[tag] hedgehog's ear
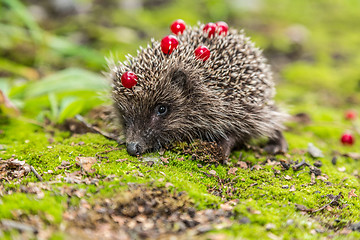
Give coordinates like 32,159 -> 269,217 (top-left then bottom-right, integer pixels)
170,69 -> 190,91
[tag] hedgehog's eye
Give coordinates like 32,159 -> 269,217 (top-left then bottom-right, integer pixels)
156,105 -> 168,116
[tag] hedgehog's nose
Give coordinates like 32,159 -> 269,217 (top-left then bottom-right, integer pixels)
127,142 -> 142,156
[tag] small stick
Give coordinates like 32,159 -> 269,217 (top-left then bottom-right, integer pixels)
96,148 -> 123,155
312,193 -> 342,213
30,166 -> 43,182
1,219 -> 38,234
292,159 -> 309,171
238,152 -> 243,161
75,115 -> 125,144
296,192 -> 342,214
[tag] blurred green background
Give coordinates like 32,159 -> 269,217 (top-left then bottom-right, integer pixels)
1,0 -> 360,123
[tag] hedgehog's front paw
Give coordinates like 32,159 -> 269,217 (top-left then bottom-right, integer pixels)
218,135 -> 237,164
264,130 -> 288,155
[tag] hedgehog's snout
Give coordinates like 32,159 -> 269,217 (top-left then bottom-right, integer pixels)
126,142 -> 143,156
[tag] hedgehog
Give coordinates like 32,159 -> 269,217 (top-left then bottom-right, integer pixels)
109,21 -> 288,161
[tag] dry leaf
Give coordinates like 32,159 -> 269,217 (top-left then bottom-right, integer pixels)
342,152 -> 360,160
75,157 -> 97,172
326,205 -> 333,211
307,143 -> 324,158
165,182 -> 174,188
251,210 -> 261,215
8,159 -> 25,167
220,199 -> 239,211
209,170 -> 217,175
267,232 -> 282,240
284,175 -> 292,180
348,189 -> 358,198
0,90 -> 20,117
220,203 -> 233,211
265,223 -> 276,230
237,161 -> 248,169
252,165 -> 263,170
227,167 -> 238,175
206,234 -> 228,240
339,228 -> 352,235
160,157 -> 169,163
116,158 -> 127,162
266,159 -> 279,166
295,204 -> 312,212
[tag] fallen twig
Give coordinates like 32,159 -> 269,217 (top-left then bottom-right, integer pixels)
95,148 -> 124,161
295,192 -> 342,213
30,166 -> 43,182
1,219 -> 38,234
292,159 -> 309,171
96,148 -> 123,156
75,114 -> 125,144
312,192 -> 342,213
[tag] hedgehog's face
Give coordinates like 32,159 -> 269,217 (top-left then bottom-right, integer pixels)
122,102 -> 171,156
115,68 -> 200,156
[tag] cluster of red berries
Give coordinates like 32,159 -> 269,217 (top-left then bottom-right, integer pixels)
121,19 -> 229,89
161,19 -> 227,62
341,110 -> 356,145
160,35 -> 210,62
203,21 -> 229,37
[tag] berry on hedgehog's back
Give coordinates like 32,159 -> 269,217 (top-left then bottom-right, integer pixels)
110,21 -> 287,159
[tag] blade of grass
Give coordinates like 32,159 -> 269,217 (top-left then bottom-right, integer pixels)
2,0 -> 43,43
0,58 -> 39,80
48,93 -> 59,121
46,35 -> 106,67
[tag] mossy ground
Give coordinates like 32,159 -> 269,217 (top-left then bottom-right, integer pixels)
1,0 -> 360,239
1,109 -> 360,239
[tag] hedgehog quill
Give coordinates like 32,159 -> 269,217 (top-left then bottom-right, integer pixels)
109,20 -> 288,161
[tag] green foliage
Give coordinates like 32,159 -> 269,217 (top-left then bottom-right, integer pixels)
3,68 -> 109,123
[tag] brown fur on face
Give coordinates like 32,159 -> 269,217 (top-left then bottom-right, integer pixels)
110,23 -> 287,157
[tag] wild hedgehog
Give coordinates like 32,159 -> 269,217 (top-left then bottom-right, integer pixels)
109,20 -> 288,160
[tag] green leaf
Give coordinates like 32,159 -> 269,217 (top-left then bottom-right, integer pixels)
0,78 -> 10,94
48,93 -> 59,120
58,97 -> 85,123
24,68 -> 109,98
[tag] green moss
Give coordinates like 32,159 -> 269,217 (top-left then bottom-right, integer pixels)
3,102 -> 360,239
0,193 -> 64,224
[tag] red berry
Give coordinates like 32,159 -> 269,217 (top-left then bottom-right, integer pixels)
170,19 -> 186,35
216,21 -> 228,35
203,22 -> 217,38
161,35 -> 179,54
345,110 -> 356,120
341,133 -> 354,145
194,46 -> 210,62
121,71 -> 138,89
